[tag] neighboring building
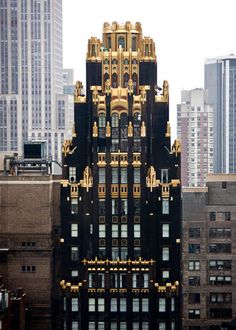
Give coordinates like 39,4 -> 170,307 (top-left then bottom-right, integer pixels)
63,69 -> 75,95
60,21 -> 181,330
0,156 -> 61,330
182,174 -> 236,329
0,278 -> 26,330
177,88 -> 213,187
0,0 -> 71,162
205,55 -> 236,173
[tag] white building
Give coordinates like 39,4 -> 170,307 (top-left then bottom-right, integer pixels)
177,88 -> 213,186
0,0 -> 72,162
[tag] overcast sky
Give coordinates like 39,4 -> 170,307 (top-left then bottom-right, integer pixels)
63,0 -> 236,138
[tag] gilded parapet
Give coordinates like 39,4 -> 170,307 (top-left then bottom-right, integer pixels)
87,37 -> 102,60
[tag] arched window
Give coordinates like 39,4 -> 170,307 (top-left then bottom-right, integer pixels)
124,59 -> 129,65
132,36 -> 137,51
103,59 -> 109,65
123,73 -> 129,88
120,113 -> 128,151
111,113 -> 119,128
112,59 -> 117,64
107,36 -> 111,49
118,36 -> 125,49
112,73 -> 118,88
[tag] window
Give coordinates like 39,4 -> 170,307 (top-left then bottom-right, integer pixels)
189,309 -> 200,319
209,276 -> 231,285
132,36 -> 137,51
210,212 -> 216,221
162,224 -> 169,237
121,224 -> 128,238
99,224 -> 106,238
188,293 -> 200,304
111,298 -> 117,312
69,167 -> 76,182
71,224 -> 78,237
134,224 -> 141,238
112,168 -> 118,183
161,169 -> 168,183
189,244 -> 200,254
188,276 -> 200,286
110,273 -> 118,288
120,322 -> 127,330
71,270 -> 78,277
121,168 -> 127,184
71,298 -> 78,312
159,298 -> 166,312
99,168 -> 105,183
132,273 -> 140,288
189,228 -> 200,238
112,247 -> 119,259
118,36 -> 125,48
111,322 -> 117,330
210,292 -> 232,303
112,224 -> 118,238
121,199 -> 128,215
208,260 -> 231,270
210,308 -> 232,319
222,181 -> 227,189
142,322 -> 149,330
112,199 -> 119,215
96,273 -> 104,288
71,198 -> 78,214
171,297 -> 175,311
88,273 -> 96,287
120,298 -> 127,312
209,243 -> 231,253
89,322 -> 95,330
133,199 -> 140,215
121,247 -> 128,260
142,273 -> 149,288
142,298 -> 149,312
162,270 -> 169,280
188,260 -> 200,270
99,199 -> 105,215
71,321 -> 78,330
225,212 -> 231,221
98,322 -> 105,330
159,323 -> 166,330
162,199 -> 169,214
88,298 -> 95,312
120,273 -> 127,288
162,247 -> 169,261
209,228 -> 231,238
133,323 -> 139,330
132,298 -> 139,312
134,168 -> 140,183
98,298 -> 105,312
71,247 -> 78,261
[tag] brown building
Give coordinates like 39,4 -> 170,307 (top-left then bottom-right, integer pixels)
0,156 -> 61,329
182,174 -> 236,329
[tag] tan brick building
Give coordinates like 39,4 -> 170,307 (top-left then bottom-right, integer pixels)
0,171 -> 61,329
182,174 -> 236,329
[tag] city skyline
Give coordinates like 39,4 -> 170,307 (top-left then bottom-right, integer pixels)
63,0 -> 236,139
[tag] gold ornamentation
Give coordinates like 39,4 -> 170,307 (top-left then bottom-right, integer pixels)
165,121 -> 171,137
128,121 -> 133,137
74,81 -> 83,99
80,166 -> 93,192
106,122 -> 111,137
105,79 -> 111,95
146,166 -> 158,192
141,121 -> 146,137
162,80 -> 169,102
62,139 -> 72,156
93,122 -> 98,137
128,79 -> 133,94
172,139 -> 181,156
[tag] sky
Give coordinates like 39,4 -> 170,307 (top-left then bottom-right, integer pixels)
63,0 -> 236,139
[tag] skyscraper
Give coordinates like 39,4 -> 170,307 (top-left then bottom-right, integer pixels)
60,21 -> 181,329
205,55 -> 236,173
0,0 -> 70,161
177,88 -> 213,186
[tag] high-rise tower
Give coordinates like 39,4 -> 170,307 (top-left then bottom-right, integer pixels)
0,0 -> 71,161
60,21 -> 181,330
205,55 -> 236,173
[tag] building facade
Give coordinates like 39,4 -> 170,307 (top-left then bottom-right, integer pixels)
177,88 -> 213,186
60,21 -> 181,330
205,55 -> 236,173
0,168 -> 61,329
182,174 -> 236,329
0,0 -> 71,161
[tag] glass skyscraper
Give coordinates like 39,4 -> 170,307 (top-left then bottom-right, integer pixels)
205,55 -> 236,173
0,0 -> 71,161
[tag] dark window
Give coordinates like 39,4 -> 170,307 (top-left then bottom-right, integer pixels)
133,199 -> 140,215
99,200 -> 106,216
188,309 -> 200,319
210,212 -> 216,221
210,308 -> 232,319
118,37 -> 125,48
210,292 -> 232,303
189,293 -> 200,304
209,244 -> 231,253
189,228 -> 200,238
225,212 -> 231,221
189,244 -> 200,253
222,181 -> 227,189
189,276 -> 200,286
209,276 -> 231,285
209,228 -> 231,238
132,36 -> 137,51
